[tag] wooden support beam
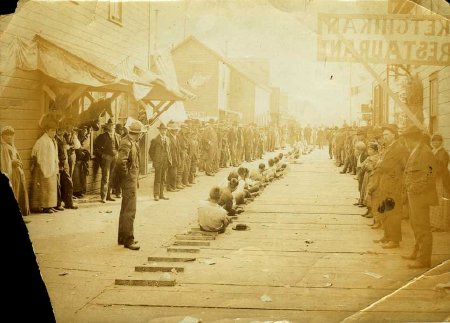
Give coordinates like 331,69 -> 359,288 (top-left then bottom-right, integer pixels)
64,86 -> 88,109
42,84 -> 56,101
147,101 -> 157,109
85,92 -> 95,103
108,92 -> 121,102
153,100 -> 166,112
148,100 -> 176,126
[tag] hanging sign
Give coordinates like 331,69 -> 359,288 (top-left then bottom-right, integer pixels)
317,13 -> 450,66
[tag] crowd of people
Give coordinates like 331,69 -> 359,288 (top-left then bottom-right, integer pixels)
3,113 -> 449,260
0,113 -> 303,250
328,123 -> 450,269
147,119 -> 300,201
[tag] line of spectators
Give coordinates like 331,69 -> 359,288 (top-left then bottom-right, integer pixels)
329,123 -> 450,269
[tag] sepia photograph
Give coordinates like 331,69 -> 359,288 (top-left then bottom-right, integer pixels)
0,0 -> 449,322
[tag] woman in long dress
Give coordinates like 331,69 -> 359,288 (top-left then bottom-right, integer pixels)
359,143 -> 379,215
430,134 -> 450,231
30,115 -> 59,214
0,126 -> 30,216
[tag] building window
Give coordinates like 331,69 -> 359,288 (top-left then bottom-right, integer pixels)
109,0 -> 123,25
429,72 -> 438,134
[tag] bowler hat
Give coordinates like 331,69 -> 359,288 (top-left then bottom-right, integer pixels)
232,223 -> 250,231
157,123 -> 167,130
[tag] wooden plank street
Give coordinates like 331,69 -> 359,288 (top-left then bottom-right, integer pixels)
36,148 -> 447,322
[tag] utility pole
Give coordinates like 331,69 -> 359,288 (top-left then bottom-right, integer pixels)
147,0 -> 151,69
349,63 -> 352,124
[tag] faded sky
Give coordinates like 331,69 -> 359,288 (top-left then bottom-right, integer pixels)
149,0 -> 390,126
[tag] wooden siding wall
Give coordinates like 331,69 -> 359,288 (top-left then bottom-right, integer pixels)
421,66 -> 450,152
172,40 -> 220,118
0,69 -> 43,183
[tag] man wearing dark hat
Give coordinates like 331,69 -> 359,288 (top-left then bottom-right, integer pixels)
117,120 -> 145,250
372,124 -> 409,248
149,123 -> 171,201
93,119 -> 121,203
401,125 -> 438,268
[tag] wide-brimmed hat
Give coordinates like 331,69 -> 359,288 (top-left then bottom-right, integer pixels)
128,120 -> 146,134
381,124 -> 399,135
157,123 -> 167,130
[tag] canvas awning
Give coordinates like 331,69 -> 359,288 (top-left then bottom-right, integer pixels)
0,35 -> 193,102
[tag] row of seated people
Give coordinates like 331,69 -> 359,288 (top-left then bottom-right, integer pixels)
197,152 -> 292,233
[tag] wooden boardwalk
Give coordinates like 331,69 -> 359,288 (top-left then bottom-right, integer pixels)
80,149 -> 450,322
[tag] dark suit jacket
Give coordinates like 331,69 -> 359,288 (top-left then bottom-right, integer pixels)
116,135 -> 139,187
377,140 -> 409,198
94,132 -> 121,159
149,135 -> 171,166
405,142 -> 438,206
359,151 -> 369,164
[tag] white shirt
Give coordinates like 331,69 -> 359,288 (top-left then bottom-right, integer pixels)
197,200 -> 228,232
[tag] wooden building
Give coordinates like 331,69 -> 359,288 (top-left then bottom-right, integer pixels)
171,36 -> 272,125
0,0 -> 188,193
369,0 -> 450,151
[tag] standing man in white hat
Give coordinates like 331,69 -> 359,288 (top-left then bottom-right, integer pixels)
117,120 -> 145,250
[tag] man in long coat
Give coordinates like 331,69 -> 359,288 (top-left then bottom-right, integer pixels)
117,120 -> 145,250
401,125 -> 438,268
373,124 -> 409,248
